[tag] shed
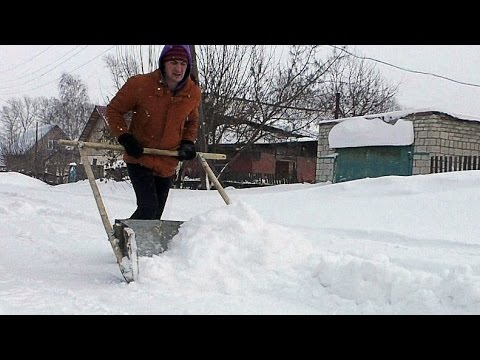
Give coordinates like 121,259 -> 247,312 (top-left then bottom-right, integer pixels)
195,138 -> 318,187
316,109 -> 480,183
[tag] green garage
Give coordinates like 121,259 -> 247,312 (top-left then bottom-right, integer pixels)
317,110 -> 480,184
327,116 -> 415,183
334,145 -> 413,183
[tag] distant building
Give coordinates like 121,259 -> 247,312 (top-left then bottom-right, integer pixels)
0,154 -> 6,172
317,109 -> 480,183
78,105 -> 110,167
5,124 -> 75,184
76,105 -> 130,180
182,138 -> 318,188
79,105 -> 318,186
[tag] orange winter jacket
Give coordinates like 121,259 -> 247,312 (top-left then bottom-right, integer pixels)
106,69 -> 201,177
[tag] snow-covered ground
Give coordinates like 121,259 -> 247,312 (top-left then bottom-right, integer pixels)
1,171 -> 480,314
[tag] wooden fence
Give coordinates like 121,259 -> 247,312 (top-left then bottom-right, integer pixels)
430,155 -> 480,173
222,172 -> 298,187
180,171 -> 299,189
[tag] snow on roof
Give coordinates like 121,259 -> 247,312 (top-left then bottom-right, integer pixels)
321,107 -> 480,125
329,117 -> 414,148
253,135 -> 318,144
324,107 -> 480,149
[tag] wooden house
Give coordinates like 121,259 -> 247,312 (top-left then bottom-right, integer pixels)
181,139 -> 318,188
5,124 -> 75,184
78,105 -> 111,167
75,105 -> 124,180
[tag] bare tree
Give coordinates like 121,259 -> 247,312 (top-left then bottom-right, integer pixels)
36,96 -> 62,126
0,96 -> 55,178
198,45 -> 256,147
101,45 -> 399,182
0,100 -> 22,155
103,45 -> 163,92
0,96 -> 40,155
55,72 -> 94,140
317,47 -> 401,118
0,73 -> 95,182
197,45 -> 344,177
0,72 -> 93,146
102,45 -> 339,148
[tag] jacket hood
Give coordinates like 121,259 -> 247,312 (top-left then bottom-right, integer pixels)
159,45 -> 193,86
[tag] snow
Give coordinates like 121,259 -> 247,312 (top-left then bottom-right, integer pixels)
2,171 -> 480,315
323,107 -> 480,125
329,118 -> 414,148
326,107 -> 480,149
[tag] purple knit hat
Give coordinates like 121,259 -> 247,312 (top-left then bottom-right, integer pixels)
159,45 -> 192,67
158,45 -> 193,87
162,46 -> 189,63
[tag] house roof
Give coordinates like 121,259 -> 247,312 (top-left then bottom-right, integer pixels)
78,105 -> 108,141
18,124 -> 58,152
329,117 -> 414,148
214,113 -> 317,144
79,105 -> 134,142
323,107 -> 480,149
320,107 -> 480,125
96,105 -> 107,117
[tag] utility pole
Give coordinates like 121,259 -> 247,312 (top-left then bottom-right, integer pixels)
34,121 -> 38,179
189,45 -> 207,154
334,92 -> 340,119
189,45 -> 211,190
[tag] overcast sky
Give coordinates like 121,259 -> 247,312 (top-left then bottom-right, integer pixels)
0,45 -> 117,106
1,45 -> 480,118
352,45 -> 480,118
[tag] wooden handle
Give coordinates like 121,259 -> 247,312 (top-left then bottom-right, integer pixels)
57,139 -> 226,160
78,147 -> 124,265
61,139 -> 231,207
197,154 -> 231,205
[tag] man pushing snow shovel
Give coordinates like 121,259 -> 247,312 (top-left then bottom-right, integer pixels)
106,45 -> 201,220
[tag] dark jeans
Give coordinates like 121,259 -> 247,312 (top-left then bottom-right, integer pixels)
127,163 -> 172,220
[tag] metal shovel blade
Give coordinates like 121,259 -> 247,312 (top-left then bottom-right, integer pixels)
113,219 -> 184,257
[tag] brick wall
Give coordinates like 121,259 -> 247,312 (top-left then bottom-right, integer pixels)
408,113 -> 480,175
316,122 -> 337,183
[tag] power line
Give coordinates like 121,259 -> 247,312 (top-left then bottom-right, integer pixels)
0,46 -> 116,97
0,46 -> 86,86
329,45 -> 480,89
68,45 -> 116,73
0,45 -> 55,74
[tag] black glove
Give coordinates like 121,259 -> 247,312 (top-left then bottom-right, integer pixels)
177,140 -> 197,161
118,133 -> 144,159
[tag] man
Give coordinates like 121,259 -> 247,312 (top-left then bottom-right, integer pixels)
106,45 -> 201,220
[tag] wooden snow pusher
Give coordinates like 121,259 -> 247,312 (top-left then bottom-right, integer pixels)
58,140 -> 230,283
